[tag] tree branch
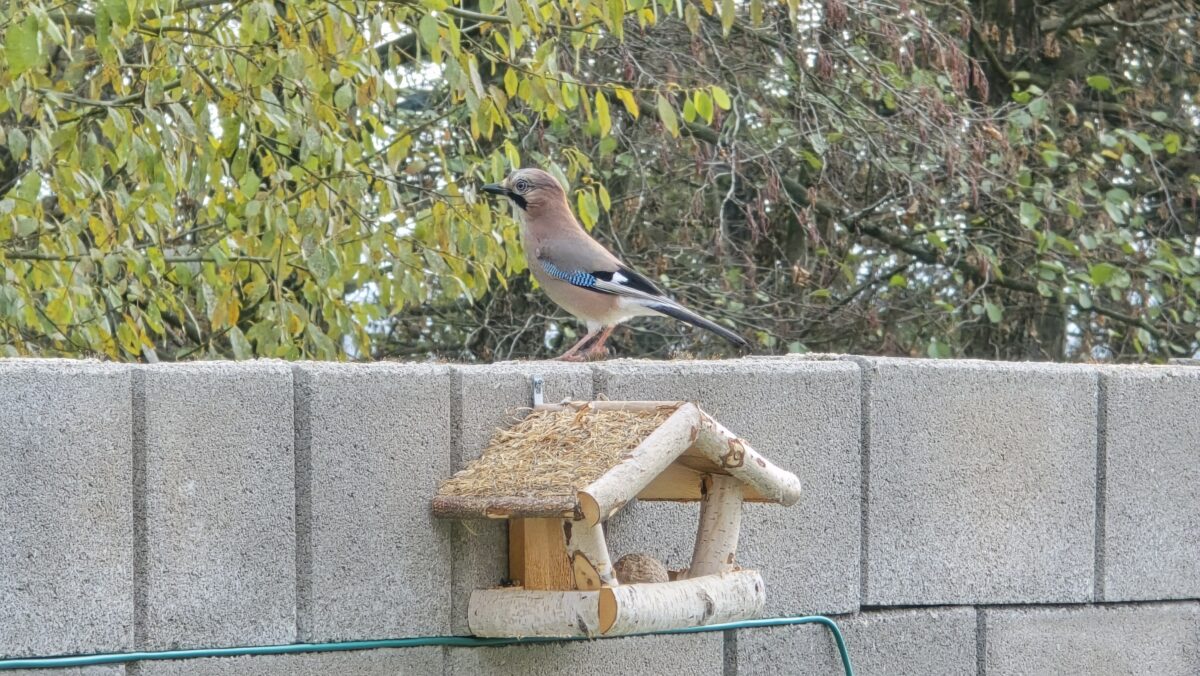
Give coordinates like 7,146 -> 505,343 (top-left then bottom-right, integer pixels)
49,0 -> 234,27
647,91 -> 1170,342
4,252 -> 271,263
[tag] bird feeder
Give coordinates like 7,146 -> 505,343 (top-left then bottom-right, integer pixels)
432,400 -> 802,638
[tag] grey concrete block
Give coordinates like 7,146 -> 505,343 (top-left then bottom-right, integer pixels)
8,667 -> 125,676
128,647 -> 442,675
139,362 -> 295,649
0,360 -> 133,658
450,362 -> 593,633
295,363 -> 453,641
736,607 -> 977,676
446,632 -> 723,675
863,358 -> 1097,605
984,602 -> 1200,676
593,357 -> 862,615
1102,367 -> 1200,601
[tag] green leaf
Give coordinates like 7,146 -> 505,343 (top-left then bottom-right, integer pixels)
334,83 -> 353,110
1163,133 -> 1180,155
1019,201 -> 1042,228
95,7 -> 112,54
1086,75 -> 1112,92
229,326 -> 252,359
926,337 -> 952,359
105,0 -> 132,28
984,301 -> 1003,323
5,15 -> 43,75
1089,262 -> 1120,286
418,14 -> 439,52
607,0 -> 625,39
1076,289 -> 1093,309
577,190 -> 600,228
721,0 -> 735,35
657,94 -> 679,137
694,90 -> 714,124
239,170 -> 261,197
7,129 -> 28,162
1103,200 -> 1126,224
682,98 -> 696,123
1119,130 -> 1152,156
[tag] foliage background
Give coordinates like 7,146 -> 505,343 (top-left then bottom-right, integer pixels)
1,0 -> 1197,362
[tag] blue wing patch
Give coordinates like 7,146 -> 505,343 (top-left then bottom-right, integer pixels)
541,259 -> 597,288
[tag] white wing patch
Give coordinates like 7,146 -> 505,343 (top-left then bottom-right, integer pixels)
611,271 -> 628,284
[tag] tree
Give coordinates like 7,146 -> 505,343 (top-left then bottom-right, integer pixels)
1,0 -> 1196,362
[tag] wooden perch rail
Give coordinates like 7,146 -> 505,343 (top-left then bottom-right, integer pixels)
467,570 -> 766,638
598,570 -> 765,635
468,589 -> 601,638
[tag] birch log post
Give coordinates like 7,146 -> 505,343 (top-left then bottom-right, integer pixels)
693,414 -> 803,506
576,403 -> 702,525
564,519 -> 617,590
468,589 -> 600,638
686,474 -> 744,578
597,570 -> 765,635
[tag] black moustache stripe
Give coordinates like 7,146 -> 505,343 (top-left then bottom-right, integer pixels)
510,193 -> 528,210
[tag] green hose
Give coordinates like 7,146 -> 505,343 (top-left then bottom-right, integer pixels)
0,616 -> 853,675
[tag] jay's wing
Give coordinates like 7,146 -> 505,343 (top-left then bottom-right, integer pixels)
538,257 -> 663,301
537,256 -> 749,348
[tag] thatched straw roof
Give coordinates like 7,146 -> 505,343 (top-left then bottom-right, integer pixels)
438,404 -> 678,501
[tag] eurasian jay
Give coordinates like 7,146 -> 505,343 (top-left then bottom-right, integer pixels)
482,168 -> 749,361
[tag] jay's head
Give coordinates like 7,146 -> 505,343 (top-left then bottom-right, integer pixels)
482,168 -> 564,214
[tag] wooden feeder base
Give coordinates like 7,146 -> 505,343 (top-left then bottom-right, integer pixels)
467,570 -> 765,638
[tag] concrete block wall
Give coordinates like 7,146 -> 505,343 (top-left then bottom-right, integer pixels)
1,357 -> 1197,675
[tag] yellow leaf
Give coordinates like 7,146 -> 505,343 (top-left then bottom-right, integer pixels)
260,152 -> 277,178
711,85 -> 732,110
596,90 -> 611,137
504,68 -> 518,97
656,94 -> 679,137
614,87 -> 639,118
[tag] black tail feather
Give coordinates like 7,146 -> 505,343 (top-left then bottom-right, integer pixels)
647,303 -> 750,348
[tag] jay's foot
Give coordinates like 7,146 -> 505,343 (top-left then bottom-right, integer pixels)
582,344 -> 610,361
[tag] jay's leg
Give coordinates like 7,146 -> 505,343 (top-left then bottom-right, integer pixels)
557,327 -> 600,361
583,325 -> 617,361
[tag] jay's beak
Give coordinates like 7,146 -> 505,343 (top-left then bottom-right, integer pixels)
481,183 -> 509,197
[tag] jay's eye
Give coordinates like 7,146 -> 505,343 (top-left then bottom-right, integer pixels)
514,179 -> 531,193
